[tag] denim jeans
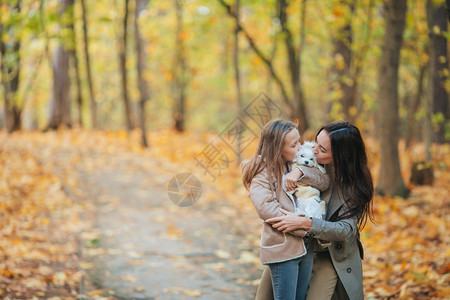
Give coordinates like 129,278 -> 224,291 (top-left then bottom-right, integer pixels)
268,242 -> 314,300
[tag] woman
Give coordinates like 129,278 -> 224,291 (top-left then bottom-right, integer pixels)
260,121 -> 375,300
242,119 -> 330,300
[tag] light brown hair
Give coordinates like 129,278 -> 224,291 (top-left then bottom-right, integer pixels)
242,119 -> 298,198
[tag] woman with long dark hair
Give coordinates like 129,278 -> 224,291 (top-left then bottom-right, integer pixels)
258,121 -> 375,300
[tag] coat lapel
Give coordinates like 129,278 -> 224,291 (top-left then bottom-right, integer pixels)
326,186 -> 346,220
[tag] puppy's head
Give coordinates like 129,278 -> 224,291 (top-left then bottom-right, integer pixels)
293,142 -> 317,168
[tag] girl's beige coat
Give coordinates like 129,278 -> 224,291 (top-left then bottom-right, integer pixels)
249,166 -> 329,264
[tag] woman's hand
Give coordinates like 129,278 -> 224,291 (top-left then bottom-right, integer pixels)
285,167 -> 303,191
265,208 -> 312,233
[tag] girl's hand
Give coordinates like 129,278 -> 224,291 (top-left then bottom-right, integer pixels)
266,208 -> 311,233
285,168 -> 303,191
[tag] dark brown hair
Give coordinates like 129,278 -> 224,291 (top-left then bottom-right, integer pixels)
318,121 -> 374,229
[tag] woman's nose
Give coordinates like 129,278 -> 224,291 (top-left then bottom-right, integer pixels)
313,145 -> 318,154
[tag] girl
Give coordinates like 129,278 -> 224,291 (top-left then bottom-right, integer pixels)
242,119 -> 329,300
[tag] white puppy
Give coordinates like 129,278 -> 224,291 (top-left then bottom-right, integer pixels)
286,141 -> 327,219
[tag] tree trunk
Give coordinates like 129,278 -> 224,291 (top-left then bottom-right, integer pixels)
68,0 -> 83,127
233,0 -> 243,163
80,0 -> 97,128
0,0 -> 22,133
329,0 -> 374,123
71,52 -> 83,127
119,0 -> 133,131
173,0 -> 186,132
447,0 -> 450,23
296,0 -> 308,130
424,66 -> 433,161
375,0 -> 408,197
266,35 -> 278,96
427,0 -> 449,143
332,0 -> 354,122
47,0 -> 74,130
278,0 -> 309,130
405,65 -> 426,147
134,0 -> 150,147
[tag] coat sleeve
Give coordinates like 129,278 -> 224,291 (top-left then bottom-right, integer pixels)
249,170 -> 285,221
308,216 -> 357,242
296,166 -> 330,192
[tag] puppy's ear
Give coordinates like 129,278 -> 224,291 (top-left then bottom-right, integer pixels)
303,141 -> 315,149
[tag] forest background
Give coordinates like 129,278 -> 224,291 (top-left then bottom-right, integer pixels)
0,0 -> 449,299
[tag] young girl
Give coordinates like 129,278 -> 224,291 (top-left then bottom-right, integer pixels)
242,119 -> 329,300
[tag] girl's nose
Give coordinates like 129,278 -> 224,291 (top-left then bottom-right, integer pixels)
313,145 -> 318,154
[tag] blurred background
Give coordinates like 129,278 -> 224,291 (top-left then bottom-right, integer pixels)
0,0 -> 449,299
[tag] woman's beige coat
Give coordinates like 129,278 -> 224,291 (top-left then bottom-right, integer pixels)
249,166 -> 329,264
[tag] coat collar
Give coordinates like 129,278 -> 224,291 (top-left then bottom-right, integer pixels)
326,186 -> 345,219
281,174 -> 297,205
282,165 -> 297,205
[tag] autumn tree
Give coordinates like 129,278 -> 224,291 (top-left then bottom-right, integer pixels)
376,0 -> 408,197
0,0 -> 22,133
426,0 -> 449,143
80,0 -> 97,128
233,0 -> 243,163
404,66 -> 426,147
278,0 -> 309,130
134,0 -> 150,147
326,0 -> 375,123
47,0 -> 74,130
173,0 -> 187,132
118,0 -> 133,131
68,0 -> 83,127
330,0 -> 354,122
400,0 -> 428,147
218,0 -> 310,130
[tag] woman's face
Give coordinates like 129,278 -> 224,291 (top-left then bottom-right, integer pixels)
314,130 -> 333,165
281,129 -> 301,164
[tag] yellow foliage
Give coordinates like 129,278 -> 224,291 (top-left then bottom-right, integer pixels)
0,129 -> 448,298
0,131 -> 89,298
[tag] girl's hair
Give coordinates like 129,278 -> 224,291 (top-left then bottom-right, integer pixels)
318,121 -> 374,229
242,119 -> 298,198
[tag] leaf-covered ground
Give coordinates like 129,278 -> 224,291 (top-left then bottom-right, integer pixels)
0,129 -> 448,299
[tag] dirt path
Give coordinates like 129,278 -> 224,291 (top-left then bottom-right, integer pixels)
72,151 -> 263,299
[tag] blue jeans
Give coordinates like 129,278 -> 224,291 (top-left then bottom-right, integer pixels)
268,242 -> 314,300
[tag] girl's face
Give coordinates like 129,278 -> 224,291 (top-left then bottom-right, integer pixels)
281,129 -> 301,164
314,130 -> 333,165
